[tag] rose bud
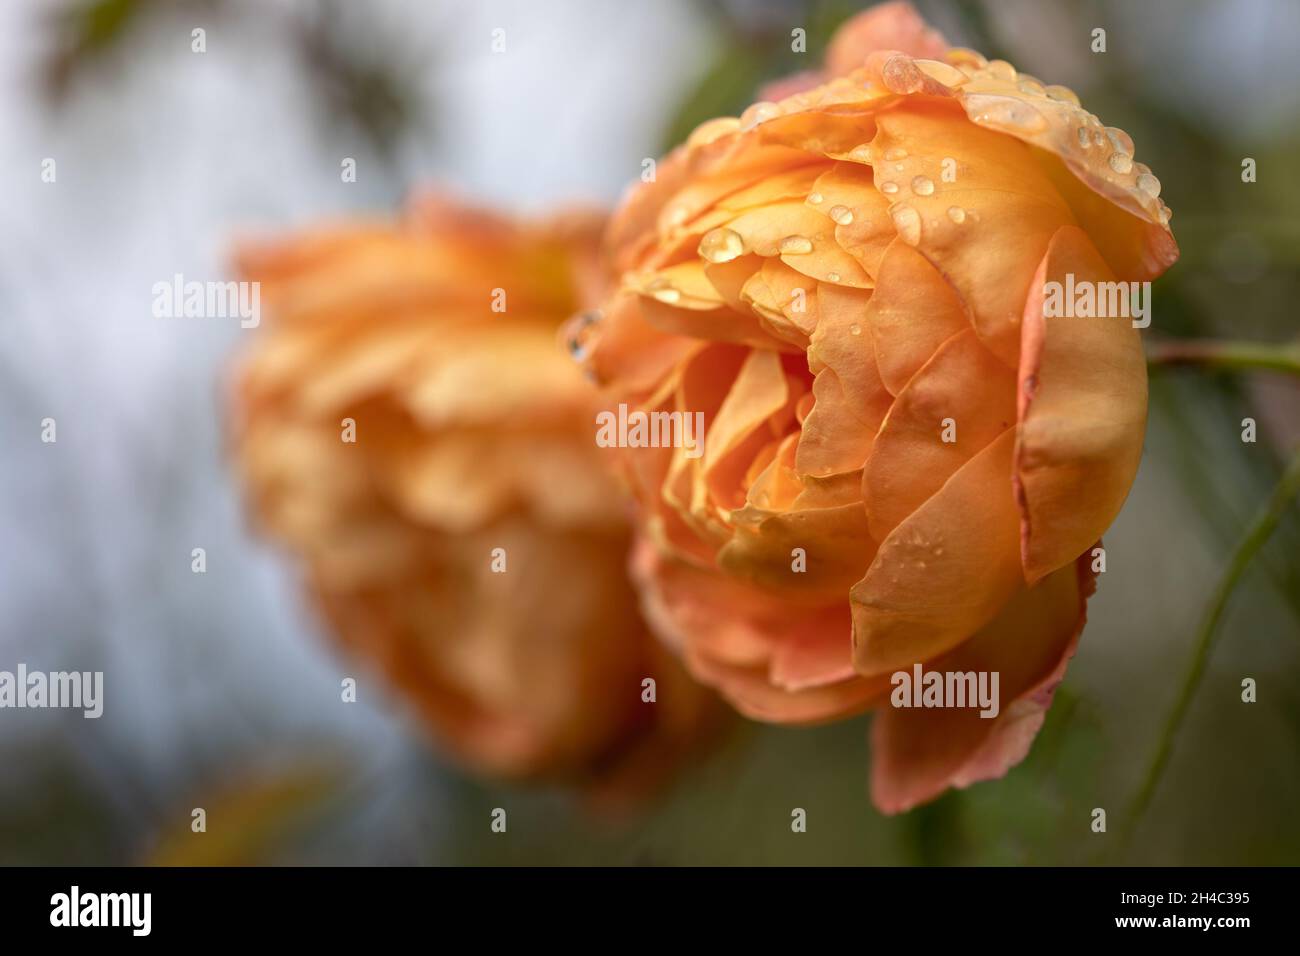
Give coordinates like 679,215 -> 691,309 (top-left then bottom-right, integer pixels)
230,193 -> 717,803
571,2 -> 1177,812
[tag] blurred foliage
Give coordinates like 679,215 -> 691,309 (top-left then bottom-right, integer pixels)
149,759 -> 349,866
38,0 -> 428,159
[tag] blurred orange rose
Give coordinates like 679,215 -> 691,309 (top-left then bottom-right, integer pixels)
230,193 -> 715,800
574,3 -> 1177,812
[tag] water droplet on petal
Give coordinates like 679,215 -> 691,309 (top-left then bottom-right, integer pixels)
883,146 -> 908,161
850,323 -> 862,336
1105,127 -> 1135,155
963,93 -> 1048,132
881,54 -> 924,93
986,59 -> 1017,81
1017,76 -> 1045,96
1044,84 -> 1080,105
881,181 -> 899,195
1136,172 -> 1161,197
698,227 -> 745,263
848,144 -> 873,163
914,58 -> 968,87
739,101 -> 781,130
1108,151 -> 1133,174
807,191 -> 824,205
946,206 -> 966,224
911,175 -> 935,196
827,272 -> 841,283
946,47 -> 987,71
647,277 -> 681,303
563,309 -> 602,361
891,204 -> 922,246
1077,126 -> 1091,148
828,204 -> 854,225
779,235 -> 814,255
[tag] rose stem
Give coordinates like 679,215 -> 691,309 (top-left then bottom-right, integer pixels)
1122,445 -> 1300,851
1147,339 -> 1300,376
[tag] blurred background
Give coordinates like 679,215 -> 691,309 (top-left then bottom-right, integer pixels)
1,0 -> 1297,865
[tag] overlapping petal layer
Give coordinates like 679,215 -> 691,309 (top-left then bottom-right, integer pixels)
580,2 -> 1175,812
233,197 -> 718,802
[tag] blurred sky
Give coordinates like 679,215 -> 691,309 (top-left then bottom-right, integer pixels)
0,0 -> 1297,864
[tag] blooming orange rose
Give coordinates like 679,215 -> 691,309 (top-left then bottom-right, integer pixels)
230,193 -> 715,800
573,3 -> 1177,812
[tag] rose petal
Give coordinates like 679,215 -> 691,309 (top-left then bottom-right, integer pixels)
864,327 -> 1016,539
851,427 -> 1022,676
870,552 -> 1091,814
864,239 -> 971,395
1015,224 -> 1147,583
869,100 -> 1074,368
825,2 -> 950,77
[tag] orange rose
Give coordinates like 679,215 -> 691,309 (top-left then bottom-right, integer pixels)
230,193 -> 715,800
574,3 -> 1177,812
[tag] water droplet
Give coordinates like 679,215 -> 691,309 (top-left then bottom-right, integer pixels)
698,227 -> 745,263
1136,172 -> 1161,197
881,181 -> 899,194
911,175 -> 935,196
1108,151 -> 1132,175
848,144 -> 873,163
807,191 -> 824,205
828,204 -> 854,225
1105,127 -> 1135,155
891,204 -> 922,246
881,54 -> 924,94
850,323 -> 862,336
739,101 -> 781,130
894,163 -> 905,172
1044,84 -> 1080,105
963,93 -> 1048,132
883,147 -> 908,161
563,309 -> 602,361
986,59 -> 1017,81
827,272 -> 841,283
947,48 -> 987,71
1076,126 -> 1091,148
647,277 -> 680,303
946,206 -> 966,224
1017,76 -> 1045,96
913,58 -> 967,87
779,235 -> 813,255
